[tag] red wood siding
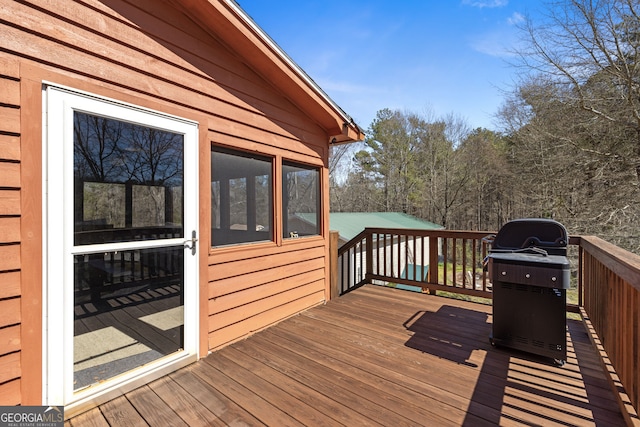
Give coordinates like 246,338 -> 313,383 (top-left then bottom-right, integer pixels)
0,0 -> 335,405
0,57 -> 21,404
207,238 -> 327,350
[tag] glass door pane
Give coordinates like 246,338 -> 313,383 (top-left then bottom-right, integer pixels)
73,112 -> 184,245
73,247 -> 184,390
72,112 -> 186,391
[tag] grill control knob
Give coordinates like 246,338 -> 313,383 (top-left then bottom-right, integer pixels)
551,277 -> 557,281
501,271 -> 506,276
525,273 -> 531,278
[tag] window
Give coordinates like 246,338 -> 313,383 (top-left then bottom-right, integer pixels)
283,161 -> 320,238
211,146 -> 273,246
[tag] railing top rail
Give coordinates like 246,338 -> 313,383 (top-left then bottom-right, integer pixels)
337,228 -> 499,257
337,229 -> 370,257
580,235 -> 640,291
362,227 -> 495,239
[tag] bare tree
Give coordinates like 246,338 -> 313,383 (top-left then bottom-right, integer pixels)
453,128 -> 514,231
329,142 -> 358,211
74,112 -> 125,182
516,0 -> 640,179
498,71 -> 640,251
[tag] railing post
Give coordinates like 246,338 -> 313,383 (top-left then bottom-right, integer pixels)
578,242 -> 584,308
428,235 -> 438,284
329,230 -> 339,300
365,230 -> 373,282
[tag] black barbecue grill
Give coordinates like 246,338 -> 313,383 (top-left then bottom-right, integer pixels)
488,218 -> 570,364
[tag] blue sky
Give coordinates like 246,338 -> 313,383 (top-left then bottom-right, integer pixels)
236,0 -> 546,132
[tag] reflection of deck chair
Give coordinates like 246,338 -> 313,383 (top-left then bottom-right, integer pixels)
400,264 -> 428,282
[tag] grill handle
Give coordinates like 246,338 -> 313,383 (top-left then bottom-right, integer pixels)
520,236 -> 566,248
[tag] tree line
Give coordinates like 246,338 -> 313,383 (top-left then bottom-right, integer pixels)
330,0 -> 640,254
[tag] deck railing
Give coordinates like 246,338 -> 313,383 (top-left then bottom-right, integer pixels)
336,228 -> 504,300
332,228 -> 640,424
579,236 -> 640,425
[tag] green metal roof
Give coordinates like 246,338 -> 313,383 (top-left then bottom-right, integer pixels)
328,212 -> 443,241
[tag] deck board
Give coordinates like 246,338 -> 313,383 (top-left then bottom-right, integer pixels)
67,285 -> 626,426
99,395 -> 147,427
67,407 -> 110,427
146,376 -> 219,427
125,384 -> 188,427
169,368 -> 263,426
204,350 -> 342,426
190,359 -> 305,426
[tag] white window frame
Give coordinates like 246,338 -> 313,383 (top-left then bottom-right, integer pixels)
43,85 -> 199,410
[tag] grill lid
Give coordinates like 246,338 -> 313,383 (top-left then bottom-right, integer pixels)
492,218 -> 568,255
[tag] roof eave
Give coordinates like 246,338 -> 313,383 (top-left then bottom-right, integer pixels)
171,0 -> 364,143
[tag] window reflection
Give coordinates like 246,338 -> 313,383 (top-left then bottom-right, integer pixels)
73,112 -> 184,245
74,247 -> 184,390
211,146 -> 273,246
283,162 -> 320,237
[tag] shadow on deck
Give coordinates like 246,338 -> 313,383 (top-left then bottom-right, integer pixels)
66,285 -> 625,426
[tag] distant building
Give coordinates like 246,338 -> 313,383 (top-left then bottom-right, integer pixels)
321,212 -> 443,289
328,212 -> 443,246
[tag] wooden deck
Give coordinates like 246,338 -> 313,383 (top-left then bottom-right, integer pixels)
66,285 -> 625,426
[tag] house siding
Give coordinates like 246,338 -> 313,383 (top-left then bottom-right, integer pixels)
208,239 -> 327,350
0,58 -> 22,405
0,0 -> 333,405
